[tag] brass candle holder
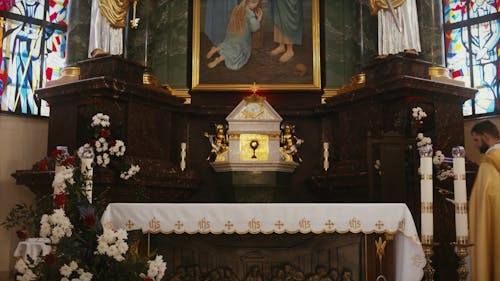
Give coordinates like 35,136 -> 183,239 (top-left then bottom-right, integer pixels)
451,241 -> 473,281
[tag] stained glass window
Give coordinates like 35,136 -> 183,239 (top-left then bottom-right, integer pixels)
0,0 -> 68,117
443,0 -> 500,117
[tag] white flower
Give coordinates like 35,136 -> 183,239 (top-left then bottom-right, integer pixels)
61,278 -> 70,281
141,255 -> 167,281
416,133 -> 424,140
15,259 -> 28,274
80,272 -> 93,281
60,264 -> 73,277
115,229 -> 127,240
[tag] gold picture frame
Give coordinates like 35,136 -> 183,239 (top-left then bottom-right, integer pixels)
192,0 -> 321,91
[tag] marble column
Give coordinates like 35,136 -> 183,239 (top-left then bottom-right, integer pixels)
65,0 -> 91,65
418,0 -> 445,66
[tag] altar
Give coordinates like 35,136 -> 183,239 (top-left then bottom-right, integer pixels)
101,203 -> 425,281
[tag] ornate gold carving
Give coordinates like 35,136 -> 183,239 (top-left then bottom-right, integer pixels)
240,134 -> 269,161
149,217 -> 161,231
421,235 -> 434,245
421,202 -> 433,213
375,236 -> 387,276
456,236 -> 469,245
455,203 -> 468,214
453,174 -> 466,180
205,124 -> 229,162
98,0 -> 129,28
321,88 -> 340,104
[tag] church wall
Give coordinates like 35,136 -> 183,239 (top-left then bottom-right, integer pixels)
0,115 -> 48,280
464,116 -> 500,164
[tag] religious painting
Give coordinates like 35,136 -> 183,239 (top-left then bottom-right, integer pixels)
192,0 -> 321,91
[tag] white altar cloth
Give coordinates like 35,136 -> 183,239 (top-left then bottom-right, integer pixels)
101,203 -> 425,281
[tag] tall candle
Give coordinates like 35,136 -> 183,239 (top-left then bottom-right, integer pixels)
323,142 -> 329,171
419,144 -> 434,244
79,146 -> 94,203
452,146 -> 468,244
180,142 -> 187,171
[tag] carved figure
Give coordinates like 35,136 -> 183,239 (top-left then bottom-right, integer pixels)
280,123 -> 304,163
204,124 -> 229,161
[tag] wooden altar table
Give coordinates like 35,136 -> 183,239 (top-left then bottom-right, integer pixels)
101,203 -> 425,281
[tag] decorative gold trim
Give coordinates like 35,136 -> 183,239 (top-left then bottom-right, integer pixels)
229,133 -> 280,139
456,236 -> 469,245
428,66 -> 449,78
321,88 -> 340,104
421,202 -> 433,213
143,73 -> 160,87
453,174 -> 466,181
165,86 -> 191,104
421,235 -> 434,245
62,66 -> 80,77
455,203 -> 467,214
338,73 -> 366,94
420,174 -> 433,180
191,0 -> 321,91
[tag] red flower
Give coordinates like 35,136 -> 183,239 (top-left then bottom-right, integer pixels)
37,159 -> 49,171
109,140 -> 117,147
101,129 -> 110,138
44,253 -> 56,266
16,230 -> 28,240
414,120 -> 423,128
54,194 -> 66,207
62,156 -> 75,166
89,140 -> 96,147
83,214 -> 97,227
51,149 -> 63,159
135,179 -> 143,185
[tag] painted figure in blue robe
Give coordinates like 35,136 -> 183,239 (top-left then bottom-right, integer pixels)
204,0 -> 238,46
269,0 -> 303,63
206,0 -> 263,70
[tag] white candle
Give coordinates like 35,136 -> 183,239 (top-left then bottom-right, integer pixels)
419,145 -> 433,244
180,142 -> 187,171
323,142 -> 329,171
452,146 -> 468,244
79,146 -> 94,203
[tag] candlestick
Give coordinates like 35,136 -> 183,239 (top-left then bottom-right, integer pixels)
419,144 -> 434,244
452,146 -> 468,245
79,146 -> 94,203
323,142 -> 329,171
180,142 -> 187,172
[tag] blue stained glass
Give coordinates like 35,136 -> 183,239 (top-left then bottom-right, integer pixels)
1,18 -> 43,115
443,0 -> 468,24
446,28 -> 471,86
468,0 -> 500,19
48,0 -> 69,25
9,0 -> 46,20
44,29 -> 66,82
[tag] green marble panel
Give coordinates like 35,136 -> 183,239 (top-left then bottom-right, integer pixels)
66,0 -> 91,65
418,0 -> 445,66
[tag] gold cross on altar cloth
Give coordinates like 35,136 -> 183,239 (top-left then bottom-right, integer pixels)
225,220 -> 234,231
325,219 -> 335,230
375,220 -> 385,230
275,220 -> 284,230
175,220 -> 184,230
125,219 -> 135,230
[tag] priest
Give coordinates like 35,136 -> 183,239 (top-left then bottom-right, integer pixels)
469,120 -> 500,281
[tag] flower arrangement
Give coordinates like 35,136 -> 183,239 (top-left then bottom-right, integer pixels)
3,112 -> 167,281
411,106 -> 454,182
